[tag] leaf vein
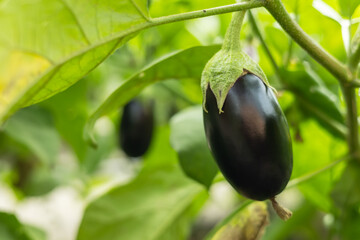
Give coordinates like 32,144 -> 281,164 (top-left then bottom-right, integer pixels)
129,0 -> 149,21
58,0 -> 91,45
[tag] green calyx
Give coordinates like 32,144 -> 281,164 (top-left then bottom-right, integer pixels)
201,10 -> 270,113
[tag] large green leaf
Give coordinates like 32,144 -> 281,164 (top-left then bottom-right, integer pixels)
338,0 -> 360,18
0,0 -> 149,124
84,45 -> 220,147
41,79 -> 89,162
170,106 -> 218,188
280,67 -> 346,139
41,78 -> 116,172
76,165 -> 203,240
0,212 -> 46,240
291,120 -> 346,212
331,163 -> 360,240
262,202 -> 319,240
332,163 -> 360,210
2,107 -> 61,164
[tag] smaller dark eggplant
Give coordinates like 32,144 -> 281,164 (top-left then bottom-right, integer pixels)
119,99 -> 154,157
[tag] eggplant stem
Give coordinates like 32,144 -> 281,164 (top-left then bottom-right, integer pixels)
270,197 -> 292,221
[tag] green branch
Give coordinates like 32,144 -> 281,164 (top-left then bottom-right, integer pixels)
150,0 -> 265,26
349,79 -> 360,87
264,0 -> 351,83
283,0 -> 299,68
349,47 -> 360,72
287,155 -> 352,189
248,11 -> 280,78
342,86 -> 360,158
296,95 -> 347,139
346,20 -> 360,161
221,10 -> 247,52
349,24 -> 360,72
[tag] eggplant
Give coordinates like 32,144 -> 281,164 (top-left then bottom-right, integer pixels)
119,99 -> 154,157
203,73 -> 293,201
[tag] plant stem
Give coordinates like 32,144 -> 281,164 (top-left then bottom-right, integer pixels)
349,79 -> 360,87
283,0 -> 299,68
287,155 -> 352,188
342,86 -> 360,158
345,22 -> 360,161
264,0 -> 351,83
150,0 -> 265,26
222,10 -> 247,51
248,11 -> 280,78
349,46 -> 360,73
349,24 -> 360,73
296,95 -> 347,139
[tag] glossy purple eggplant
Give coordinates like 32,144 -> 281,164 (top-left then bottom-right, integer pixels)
120,99 -> 154,157
203,73 -> 293,201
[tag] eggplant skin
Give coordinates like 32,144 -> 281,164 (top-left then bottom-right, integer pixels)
203,73 -> 293,201
119,99 -> 154,157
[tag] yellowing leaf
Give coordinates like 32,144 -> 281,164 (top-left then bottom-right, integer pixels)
0,0 -> 149,124
209,202 -> 269,240
0,50 -> 51,113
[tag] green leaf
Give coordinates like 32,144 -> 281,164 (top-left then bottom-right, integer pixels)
331,163 -> 360,240
0,0 -> 149,124
3,107 -> 61,164
76,165 -> 203,240
22,225 -> 46,240
338,0 -> 360,18
206,201 -> 269,240
84,45 -> 220,147
0,212 -> 46,240
41,79 -> 89,162
170,106 -> 218,188
332,163 -> 360,209
41,78 -> 116,172
19,167 -> 60,196
291,120 -> 347,212
149,0 -> 234,17
262,202 -> 319,240
142,125 -> 179,169
280,67 -> 346,139
157,191 -> 208,240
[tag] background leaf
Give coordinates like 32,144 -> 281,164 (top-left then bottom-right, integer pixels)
291,120 -> 347,212
2,107 -> 61,165
84,45 -> 220,146
262,202 -> 319,240
0,0 -> 149,124
280,67 -> 346,139
338,0 -> 360,18
170,106 -> 218,188
0,212 -> 46,240
331,163 -> 360,240
77,165 -> 203,240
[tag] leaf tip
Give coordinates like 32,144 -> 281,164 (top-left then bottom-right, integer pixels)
83,124 -> 98,149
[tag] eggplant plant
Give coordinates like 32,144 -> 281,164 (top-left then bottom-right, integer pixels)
0,0 -> 360,239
